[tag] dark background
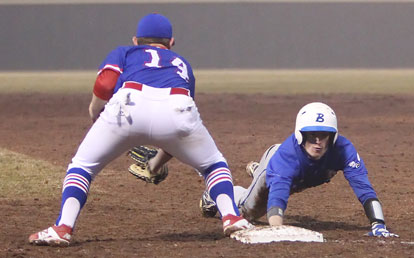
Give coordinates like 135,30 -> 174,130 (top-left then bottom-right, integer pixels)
2,2 -> 414,70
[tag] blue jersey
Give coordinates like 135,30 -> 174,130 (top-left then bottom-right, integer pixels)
98,45 -> 196,99
266,134 -> 378,211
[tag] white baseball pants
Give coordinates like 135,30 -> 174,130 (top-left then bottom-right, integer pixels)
234,144 -> 280,221
68,84 -> 226,178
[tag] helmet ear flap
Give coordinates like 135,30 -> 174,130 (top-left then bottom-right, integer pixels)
328,132 -> 336,146
332,132 -> 338,145
295,130 -> 303,144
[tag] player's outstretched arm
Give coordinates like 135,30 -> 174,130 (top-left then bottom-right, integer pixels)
363,198 -> 399,237
268,215 -> 283,227
267,206 -> 284,226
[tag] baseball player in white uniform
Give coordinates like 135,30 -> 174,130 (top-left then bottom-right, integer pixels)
29,13 -> 251,246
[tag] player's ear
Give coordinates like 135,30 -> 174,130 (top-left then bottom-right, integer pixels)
132,36 -> 139,46
169,37 -> 175,48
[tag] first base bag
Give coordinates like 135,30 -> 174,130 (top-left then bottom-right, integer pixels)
230,225 -> 324,244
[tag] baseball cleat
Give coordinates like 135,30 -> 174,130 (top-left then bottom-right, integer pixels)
222,214 -> 252,236
29,224 -> 73,247
245,161 -> 259,178
199,190 -> 218,218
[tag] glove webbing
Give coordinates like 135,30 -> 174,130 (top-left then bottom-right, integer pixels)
128,146 -> 157,164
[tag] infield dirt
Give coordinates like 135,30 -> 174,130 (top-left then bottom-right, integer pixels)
0,92 -> 413,257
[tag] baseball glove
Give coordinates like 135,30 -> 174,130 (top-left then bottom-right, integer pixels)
127,146 -> 168,185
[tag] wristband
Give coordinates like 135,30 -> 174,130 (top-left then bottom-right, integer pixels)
267,206 -> 284,220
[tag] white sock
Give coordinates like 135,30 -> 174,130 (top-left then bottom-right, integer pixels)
58,197 -> 80,228
216,194 -> 237,217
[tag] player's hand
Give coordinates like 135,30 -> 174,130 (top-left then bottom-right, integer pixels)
366,222 -> 399,238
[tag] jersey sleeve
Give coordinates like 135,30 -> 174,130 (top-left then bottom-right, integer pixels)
265,137 -> 299,211
338,136 -> 378,204
93,69 -> 120,101
97,46 -> 128,75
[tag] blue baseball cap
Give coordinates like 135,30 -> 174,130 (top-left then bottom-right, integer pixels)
136,13 -> 172,39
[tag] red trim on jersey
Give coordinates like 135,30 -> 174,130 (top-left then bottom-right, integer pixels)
93,69 -> 120,100
97,64 -> 123,75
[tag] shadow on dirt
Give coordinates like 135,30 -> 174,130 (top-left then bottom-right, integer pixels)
286,215 -> 367,231
73,231 -> 224,245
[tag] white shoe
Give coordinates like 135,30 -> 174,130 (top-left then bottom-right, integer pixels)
245,161 -> 259,178
29,224 -> 73,246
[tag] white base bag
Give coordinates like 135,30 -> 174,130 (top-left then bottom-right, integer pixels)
230,225 -> 324,244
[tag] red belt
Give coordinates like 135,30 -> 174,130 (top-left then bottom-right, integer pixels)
123,82 -> 190,96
